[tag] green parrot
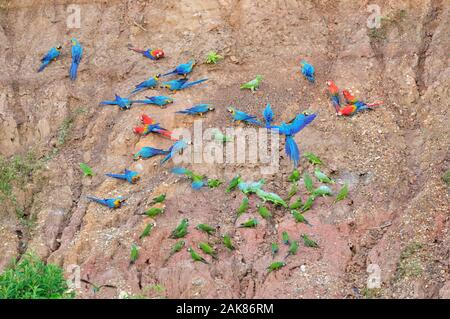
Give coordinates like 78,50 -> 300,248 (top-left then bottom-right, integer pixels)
301,195 -> 315,212
170,218 -> 189,239
223,234 -> 235,250
304,152 -> 323,165
79,163 -> 94,177
238,218 -> 258,228
303,172 -> 314,193
334,184 -> 349,203
169,240 -> 185,257
271,242 -> 279,258
226,174 -> 241,193
267,261 -> 286,272
256,189 -> 288,207
198,242 -> 218,259
257,204 -> 272,219
151,194 -> 166,204
240,75 -> 263,92
196,223 -> 216,235
286,240 -> 299,258
145,207 -> 164,218
314,168 -> 334,184
291,210 -> 311,226
312,185 -> 333,197
207,179 -> 222,188
287,183 -> 298,200
139,223 -> 155,239
187,247 -> 209,264
282,231 -> 290,245
236,197 -> 249,219
288,169 -> 300,182
301,234 -> 319,248
289,197 -> 303,210
130,244 -> 139,264
213,130 -> 232,143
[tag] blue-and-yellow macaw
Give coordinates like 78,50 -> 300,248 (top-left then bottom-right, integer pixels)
128,47 -> 164,60
263,103 -> 274,128
271,113 -> 317,167
70,38 -> 83,81
99,94 -> 139,110
176,104 -> 215,116
38,45 -> 62,72
161,78 -> 208,92
228,107 -> 262,126
162,60 -> 195,77
87,196 -> 125,209
300,60 -> 315,83
160,139 -> 189,165
130,74 -> 161,95
132,95 -> 174,107
105,169 -> 140,184
133,147 -> 170,160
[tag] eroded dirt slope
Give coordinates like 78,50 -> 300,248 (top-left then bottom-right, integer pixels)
0,0 -> 449,298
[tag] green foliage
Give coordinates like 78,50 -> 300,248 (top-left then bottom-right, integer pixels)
0,253 -> 74,299
205,51 -> 223,64
442,170 -> 450,186
57,108 -> 86,146
396,242 -> 423,279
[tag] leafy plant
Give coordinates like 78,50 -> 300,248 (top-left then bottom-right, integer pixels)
0,253 -> 74,299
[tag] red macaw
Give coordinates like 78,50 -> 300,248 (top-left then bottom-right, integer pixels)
133,114 -> 176,140
336,89 -> 382,116
326,80 -> 341,113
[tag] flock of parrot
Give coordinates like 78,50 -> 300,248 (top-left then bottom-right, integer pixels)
39,40 -> 382,274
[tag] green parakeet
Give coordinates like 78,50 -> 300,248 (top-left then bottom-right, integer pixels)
282,231 -> 290,245
287,183 -> 298,200
152,194 -> 166,204
256,189 -> 288,207
187,247 -> 209,264
170,240 -> 185,257
238,218 -> 258,228
223,234 -> 235,250
267,261 -> 286,272
198,242 -> 217,259
213,130 -> 232,143
207,179 -> 222,188
145,207 -> 164,218
291,210 -> 311,226
257,204 -> 272,219
236,197 -> 249,219
288,169 -> 300,182
240,75 -> 263,92
170,218 -> 189,239
196,223 -> 216,235
314,168 -> 334,184
139,223 -> 155,239
271,242 -> 279,258
301,195 -> 315,212
334,184 -> 349,203
303,172 -> 314,193
304,152 -> 323,165
286,240 -> 299,258
226,174 -> 241,193
79,163 -> 94,177
130,244 -> 139,264
312,185 -> 333,197
301,234 -> 319,248
289,197 -> 303,210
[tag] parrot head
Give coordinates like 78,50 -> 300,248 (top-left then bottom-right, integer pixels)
342,90 -> 355,101
208,106 -> 215,111
326,80 -> 333,86
133,126 -> 144,134
153,50 -> 164,59
56,45 -> 62,51
154,74 -> 161,80
71,38 -> 78,45
131,175 -> 140,184
187,247 -> 193,253
227,107 -> 235,115
113,197 -> 124,207
165,98 -> 174,104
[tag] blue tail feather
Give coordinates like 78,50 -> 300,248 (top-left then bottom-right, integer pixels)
70,62 -> 79,80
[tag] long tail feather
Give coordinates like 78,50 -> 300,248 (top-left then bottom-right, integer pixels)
105,173 -> 127,180
182,78 -> 208,89
285,136 -> 300,167
70,62 -> 79,80
38,61 -> 49,72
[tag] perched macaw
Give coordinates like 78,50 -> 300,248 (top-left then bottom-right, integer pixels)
38,45 -> 62,72
300,60 -> 315,83
105,169 -> 140,184
271,113 -> 317,167
130,74 -> 161,95
70,38 -> 83,81
160,139 -> 189,165
338,89 -> 383,116
128,47 -> 164,60
171,167 -> 205,190
133,114 -> 175,140
99,94 -> 140,110
263,103 -> 274,128
162,60 -> 195,77
87,196 -> 125,209
240,75 -> 263,92
176,104 -> 215,116
228,107 -> 262,126
132,95 -> 174,107
161,78 -> 208,92
133,147 -> 169,160
326,80 -> 341,113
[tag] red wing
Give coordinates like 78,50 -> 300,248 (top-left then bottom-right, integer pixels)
140,114 -> 154,124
